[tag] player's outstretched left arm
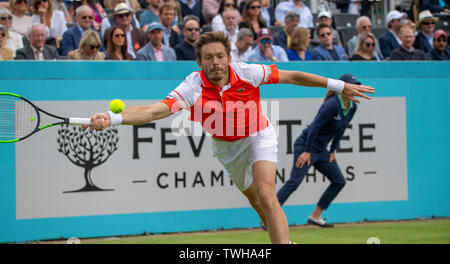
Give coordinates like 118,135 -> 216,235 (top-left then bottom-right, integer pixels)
277,70 -> 374,103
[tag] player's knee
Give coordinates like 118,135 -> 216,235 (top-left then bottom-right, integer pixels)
256,188 -> 278,210
334,177 -> 346,190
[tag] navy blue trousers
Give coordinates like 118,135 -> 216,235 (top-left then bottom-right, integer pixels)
277,138 -> 346,210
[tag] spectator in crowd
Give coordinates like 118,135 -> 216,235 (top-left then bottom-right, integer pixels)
31,0 -> 67,41
248,27 -> 289,62
174,14 -> 199,60
230,27 -> 253,61
311,23 -> 348,61
202,0 -> 219,25
136,21 -> 176,61
286,27 -> 312,61
211,0 -> 240,32
0,8 -> 23,55
104,0 -> 142,11
275,0 -> 313,28
220,9 -> 239,49
60,5 -> 97,56
414,10 -> 438,54
140,0 -> 161,27
101,0 -> 141,38
311,10 -> 342,48
273,11 -> 299,51
15,23 -> 59,59
8,0 -> 33,37
178,0 -> 206,26
420,0 -> 450,13
159,2 -> 180,48
347,15 -> 383,60
104,3 -> 147,59
379,10 -> 407,59
239,0 -> 267,40
0,24 -> 13,60
104,25 -> 132,60
389,25 -> 428,60
260,0 -> 279,26
67,30 -> 105,59
162,0 -> 182,26
350,32 -> 377,61
51,0 -> 72,23
427,29 -> 450,60
78,0 -> 107,31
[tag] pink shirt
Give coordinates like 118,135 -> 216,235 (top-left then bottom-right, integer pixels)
151,44 -> 163,61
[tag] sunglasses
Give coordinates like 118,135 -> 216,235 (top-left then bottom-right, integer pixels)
1,15 -> 12,21
90,44 -> 101,50
224,3 -> 236,7
36,0 -> 48,4
113,33 -> 125,38
422,21 -> 435,25
249,5 -> 261,10
319,32 -> 332,37
15,0 -> 28,4
185,27 -> 200,32
260,39 -> 272,44
364,42 -> 375,48
435,38 -> 447,43
117,13 -> 131,19
81,15 -> 93,20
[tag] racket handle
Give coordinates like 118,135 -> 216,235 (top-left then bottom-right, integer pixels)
68,118 -> 91,125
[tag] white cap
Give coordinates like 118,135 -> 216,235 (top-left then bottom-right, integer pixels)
385,10 -> 406,26
318,10 -> 332,19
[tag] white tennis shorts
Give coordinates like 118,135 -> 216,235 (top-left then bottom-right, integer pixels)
211,123 -> 278,191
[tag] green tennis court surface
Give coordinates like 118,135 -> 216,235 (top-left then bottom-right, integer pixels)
65,218 -> 450,244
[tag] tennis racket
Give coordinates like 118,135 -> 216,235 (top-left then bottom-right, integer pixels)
0,92 -> 91,143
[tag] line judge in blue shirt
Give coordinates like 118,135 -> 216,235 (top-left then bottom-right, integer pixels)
276,73 -> 360,228
248,27 -> 289,62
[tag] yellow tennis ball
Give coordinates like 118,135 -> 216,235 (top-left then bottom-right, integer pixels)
109,99 -> 125,114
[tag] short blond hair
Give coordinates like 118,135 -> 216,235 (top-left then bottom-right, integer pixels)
194,31 -> 231,61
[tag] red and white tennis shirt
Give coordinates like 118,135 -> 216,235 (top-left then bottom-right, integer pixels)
161,62 -> 279,142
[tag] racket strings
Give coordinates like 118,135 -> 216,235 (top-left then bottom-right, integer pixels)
0,96 -> 38,141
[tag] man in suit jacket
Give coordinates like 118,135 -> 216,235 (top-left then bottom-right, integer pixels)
414,10 -> 438,54
378,10 -> 406,59
273,11 -> 299,51
104,3 -> 147,59
311,24 -> 348,61
61,5 -> 98,56
15,24 -> 59,60
136,22 -> 176,61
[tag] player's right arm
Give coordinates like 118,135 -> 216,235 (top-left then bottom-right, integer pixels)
87,102 -> 173,130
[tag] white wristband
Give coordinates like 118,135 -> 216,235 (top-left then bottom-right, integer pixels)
107,111 -> 122,126
326,78 -> 345,93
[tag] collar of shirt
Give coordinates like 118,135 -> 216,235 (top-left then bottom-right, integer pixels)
151,43 -> 164,61
76,24 -> 86,35
337,94 -> 353,116
401,46 -> 415,53
389,29 -> 402,45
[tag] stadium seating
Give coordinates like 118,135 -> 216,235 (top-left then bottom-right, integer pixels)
333,13 -> 359,29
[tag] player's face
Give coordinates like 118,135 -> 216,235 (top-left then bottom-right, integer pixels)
198,42 -> 231,83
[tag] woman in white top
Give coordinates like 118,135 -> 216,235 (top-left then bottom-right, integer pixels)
8,0 -> 33,37
0,8 -> 24,54
31,0 -> 67,39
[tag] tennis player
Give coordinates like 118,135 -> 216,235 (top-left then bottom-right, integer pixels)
86,32 -> 374,244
